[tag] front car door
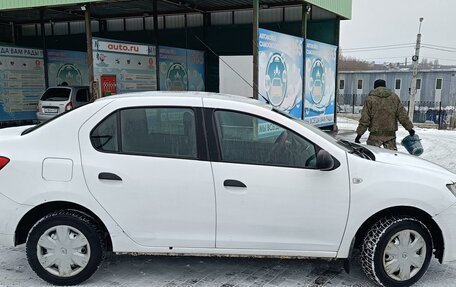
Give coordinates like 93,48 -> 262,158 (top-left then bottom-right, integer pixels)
204,100 -> 350,254
79,97 -> 216,249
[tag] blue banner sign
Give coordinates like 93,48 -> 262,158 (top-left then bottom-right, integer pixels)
258,28 -> 304,119
158,46 -> 205,92
0,46 -> 45,121
304,39 -> 338,127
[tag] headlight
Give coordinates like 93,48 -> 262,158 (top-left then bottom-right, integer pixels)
447,183 -> 456,196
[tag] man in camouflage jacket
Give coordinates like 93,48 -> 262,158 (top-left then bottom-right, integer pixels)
355,79 -> 415,150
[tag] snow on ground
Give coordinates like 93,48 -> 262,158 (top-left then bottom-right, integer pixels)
1,117 -> 456,286
337,116 -> 456,174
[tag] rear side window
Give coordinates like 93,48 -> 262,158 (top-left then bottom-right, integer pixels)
76,89 -> 89,102
90,107 -> 198,159
40,88 -> 71,101
120,108 -> 197,159
90,113 -> 118,152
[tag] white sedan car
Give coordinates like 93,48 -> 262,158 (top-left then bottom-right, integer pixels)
0,92 -> 455,287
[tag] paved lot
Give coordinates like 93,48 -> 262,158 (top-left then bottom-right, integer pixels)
2,245 -> 456,286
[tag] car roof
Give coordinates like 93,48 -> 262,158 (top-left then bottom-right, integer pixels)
96,91 -> 272,109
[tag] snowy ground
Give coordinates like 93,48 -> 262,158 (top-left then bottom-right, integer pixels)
337,117 -> 456,174
1,117 -> 456,287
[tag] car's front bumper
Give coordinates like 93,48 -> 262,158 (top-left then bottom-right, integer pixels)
0,193 -> 32,247
434,202 -> 456,262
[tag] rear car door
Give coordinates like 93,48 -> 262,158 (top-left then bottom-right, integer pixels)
79,98 -> 216,249
207,107 -> 350,253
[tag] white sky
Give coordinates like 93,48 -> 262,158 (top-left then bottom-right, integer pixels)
339,0 -> 456,65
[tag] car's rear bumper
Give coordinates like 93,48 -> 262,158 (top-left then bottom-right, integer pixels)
0,193 -> 32,247
36,112 -> 59,122
434,203 -> 456,263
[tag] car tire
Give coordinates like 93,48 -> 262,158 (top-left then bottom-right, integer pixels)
26,210 -> 105,286
360,216 -> 432,287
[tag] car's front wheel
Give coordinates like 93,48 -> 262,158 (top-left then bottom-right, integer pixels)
360,216 -> 432,287
26,210 -> 104,286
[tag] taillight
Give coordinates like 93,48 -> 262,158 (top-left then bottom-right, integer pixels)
0,157 -> 10,171
65,102 -> 73,111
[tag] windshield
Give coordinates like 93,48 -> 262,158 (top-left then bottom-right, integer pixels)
272,108 -> 351,152
40,88 -> 71,101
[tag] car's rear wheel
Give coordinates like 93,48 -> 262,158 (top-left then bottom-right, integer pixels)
26,210 -> 104,286
360,216 -> 432,287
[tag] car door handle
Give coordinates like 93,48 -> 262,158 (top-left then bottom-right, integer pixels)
224,179 -> 247,188
98,172 -> 122,181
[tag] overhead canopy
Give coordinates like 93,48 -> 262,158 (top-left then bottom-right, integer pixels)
0,0 -> 351,24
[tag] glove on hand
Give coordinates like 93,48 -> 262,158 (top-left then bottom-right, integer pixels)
409,129 -> 416,137
355,135 -> 361,143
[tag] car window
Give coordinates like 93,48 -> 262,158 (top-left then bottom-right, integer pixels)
40,88 -> 71,101
120,108 -> 197,159
76,89 -> 89,102
90,112 -> 119,152
214,111 -> 317,168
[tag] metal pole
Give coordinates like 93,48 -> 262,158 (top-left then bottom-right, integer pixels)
40,9 -> 49,88
409,17 -> 424,121
252,0 -> 259,99
10,22 -> 16,45
352,94 -> 355,114
439,101 -> 442,130
185,13 -> 189,91
153,0 -> 160,90
301,2 -> 309,120
333,16 -> 340,130
203,13 -> 210,92
84,5 -> 95,99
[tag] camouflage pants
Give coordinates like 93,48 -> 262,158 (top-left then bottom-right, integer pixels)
367,134 -> 397,150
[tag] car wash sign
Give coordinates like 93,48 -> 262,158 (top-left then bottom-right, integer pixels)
158,46 -> 205,92
0,46 -> 45,122
96,40 -> 150,55
258,28 -> 304,119
304,39 -> 337,127
93,38 -> 157,94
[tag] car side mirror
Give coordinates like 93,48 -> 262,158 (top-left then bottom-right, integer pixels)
316,150 -> 335,171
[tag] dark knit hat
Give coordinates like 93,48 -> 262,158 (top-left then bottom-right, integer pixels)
374,79 -> 386,89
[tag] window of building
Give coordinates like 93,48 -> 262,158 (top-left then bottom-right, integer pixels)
214,111 -> 317,169
357,79 -> 363,90
436,78 -> 443,90
416,79 -> 422,90
395,79 -> 401,90
339,79 -> 345,90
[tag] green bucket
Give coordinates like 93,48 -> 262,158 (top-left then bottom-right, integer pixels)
401,134 -> 424,156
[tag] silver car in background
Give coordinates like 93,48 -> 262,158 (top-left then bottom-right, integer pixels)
36,86 -> 90,122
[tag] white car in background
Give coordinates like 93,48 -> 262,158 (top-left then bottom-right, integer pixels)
36,86 -> 90,122
0,92 -> 456,287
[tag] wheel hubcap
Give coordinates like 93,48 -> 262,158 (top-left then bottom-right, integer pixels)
383,229 -> 426,281
36,225 -> 91,277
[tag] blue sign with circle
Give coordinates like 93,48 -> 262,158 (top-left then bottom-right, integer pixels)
258,28 -> 303,119
304,39 -> 338,127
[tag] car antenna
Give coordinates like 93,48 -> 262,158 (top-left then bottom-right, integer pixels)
193,35 -> 269,104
